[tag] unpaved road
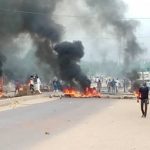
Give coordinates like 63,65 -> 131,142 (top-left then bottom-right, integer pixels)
0,97 -> 150,150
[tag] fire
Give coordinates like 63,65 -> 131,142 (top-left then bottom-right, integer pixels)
63,87 -> 81,97
134,90 -> 141,99
63,87 -> 101,98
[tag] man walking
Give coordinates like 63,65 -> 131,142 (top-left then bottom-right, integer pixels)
139,83 -> 149,118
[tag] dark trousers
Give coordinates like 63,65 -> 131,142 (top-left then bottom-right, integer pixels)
141,99 -> 148,117
30,84 -> 34,94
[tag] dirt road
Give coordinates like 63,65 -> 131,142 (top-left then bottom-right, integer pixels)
0,97 -> 149,150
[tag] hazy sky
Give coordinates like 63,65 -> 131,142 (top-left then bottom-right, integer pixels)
126,0 -> 150,18
54,0 -> 150,62
126,0 -> 150,59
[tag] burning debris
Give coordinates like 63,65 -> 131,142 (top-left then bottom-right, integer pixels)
134,90 -> 140,100
63,87 -> 101,98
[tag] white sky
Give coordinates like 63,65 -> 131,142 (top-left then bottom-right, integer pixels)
125,0 -> 150,18
125,0 -> 150,59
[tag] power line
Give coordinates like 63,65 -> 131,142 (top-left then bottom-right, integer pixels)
63,36 -> 150,40
0,8 -> 150,40
0,8 -> 46,16
0,8 -> 150,20
0,8 -> 94,18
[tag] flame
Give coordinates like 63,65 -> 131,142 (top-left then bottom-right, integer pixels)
63,87 -> 81,97
134,90 -> 140,98
63,87 -> 101,98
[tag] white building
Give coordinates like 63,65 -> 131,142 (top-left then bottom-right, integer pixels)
138,72 -> 150,81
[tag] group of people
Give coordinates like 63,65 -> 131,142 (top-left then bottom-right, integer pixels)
91,76 -> 124,94
107,78 -> 120,94
52,79 -> 62,92
16,74 -> 150,118
29,75 -> 42,94
96,78 -> 149,118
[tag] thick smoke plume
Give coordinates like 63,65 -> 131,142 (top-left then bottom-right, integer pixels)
54,41 -> 91,89
0,0 -> 144,85
0,0 -> 62,79
85,0 -> 143,72
0,0 -> 91,89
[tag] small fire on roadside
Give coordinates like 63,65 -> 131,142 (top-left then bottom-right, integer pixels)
134,90 -> 141,99
63,87 -> 101,98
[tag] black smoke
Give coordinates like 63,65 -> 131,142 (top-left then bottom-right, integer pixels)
0,0 -> 62,78
0,52 -> 6,76
35,39 -> 59,77
54,41 -> 91,89
0,0 -> 91,89
21,0 -> 63,42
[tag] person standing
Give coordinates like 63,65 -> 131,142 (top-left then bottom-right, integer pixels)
107,79 -> 111,93
15,80 -> 20,95
97,79 -> 102,92
36,75 -> 42,94
111,79 -> 116,94
115,78 -> 120,93
123,79 -> 126,93
29,76 -> 34,94
139,83 -> 149,118
53,79 -> 58,92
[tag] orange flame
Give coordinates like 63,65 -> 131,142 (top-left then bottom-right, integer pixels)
63,87 -> 101,98
134,90 -> 141,99
63,87 -> 81,97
